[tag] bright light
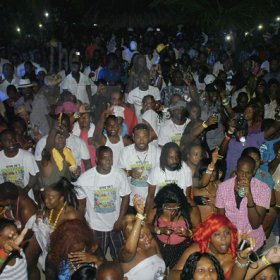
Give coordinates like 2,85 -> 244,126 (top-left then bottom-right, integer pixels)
45,12 -> 49,18
93,23 -> 98,27
245,32 -> 249,36
276,17 -> 280,22
16,27 -> 21,33
258,24 -> 263,30
38,23 -> 43,28
225,35 -> 231,41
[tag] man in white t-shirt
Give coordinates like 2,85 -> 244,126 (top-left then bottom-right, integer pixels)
76,146 -> 130,260
145,142 -> 192,215
0,130 -> 39,198
62,61 -> 91,104
127,69 -> 160,121
118,123 -> 161,210
35,114 -> 92,171
158,99 -> 190,147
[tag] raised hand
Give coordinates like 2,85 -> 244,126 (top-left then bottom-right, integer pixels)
133,194 -> 145,215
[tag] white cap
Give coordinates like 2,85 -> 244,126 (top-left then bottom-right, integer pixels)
35,67 -> 47,75
142,109 -> 159,136
113,106 -> 125,119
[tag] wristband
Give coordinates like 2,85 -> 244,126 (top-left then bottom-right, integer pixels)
136,213 -> 146,221
206,169 -> 213,175
202,121 -> 208,129
247,203 -> 256,208
207,164 -> 215,171
227,130 -> 234,135
261,255 -> 271,266
136,213 -> 146,225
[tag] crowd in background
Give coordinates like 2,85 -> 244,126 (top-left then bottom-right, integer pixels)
0,26 -> 279,280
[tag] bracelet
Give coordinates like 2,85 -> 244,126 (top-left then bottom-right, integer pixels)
202,121 -> 208,129
227,130 -> 234,135
235,258 -> 250,268
136,213 -> 146,225
247,203 -> 256,208
261,255 -> 271,266
136,213 -> 146,221
237,252 -> 249,260
207,164 -> 214,171
155,227 -> 161,235
206,169 -> 213,175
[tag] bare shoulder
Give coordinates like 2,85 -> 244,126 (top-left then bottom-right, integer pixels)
64,207 -> 82,220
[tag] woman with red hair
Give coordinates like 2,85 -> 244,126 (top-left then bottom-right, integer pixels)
46,219 -> 103,279
173,214 -> 238,279
171,214 -> 280,280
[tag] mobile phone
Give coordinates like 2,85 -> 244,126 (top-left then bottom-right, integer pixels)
238,240 -> 250,251
194,196 -> 209,206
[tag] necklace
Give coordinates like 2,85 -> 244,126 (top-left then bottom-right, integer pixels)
164,169 -> 178,184
70,261 -> 81,272
135,147 -> 149,173
48,202 -> 66,229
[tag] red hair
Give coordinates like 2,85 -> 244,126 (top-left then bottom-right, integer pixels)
48,219 -> 97,270
193,214 -> 238,259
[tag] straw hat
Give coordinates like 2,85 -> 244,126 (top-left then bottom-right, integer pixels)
18,78 -> 33,89
44,75 -> 63,87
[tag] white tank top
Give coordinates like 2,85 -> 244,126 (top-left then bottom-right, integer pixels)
124,254 -> 166,280
105,136 -> 124,167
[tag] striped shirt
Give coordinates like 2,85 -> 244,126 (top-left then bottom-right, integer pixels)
216,177 -> 271,251
0,253 -> 28,280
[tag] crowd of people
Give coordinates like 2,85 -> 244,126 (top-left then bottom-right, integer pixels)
0,26 -> 280,280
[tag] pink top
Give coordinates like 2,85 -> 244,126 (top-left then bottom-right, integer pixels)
156,217 -> 190,245
80,131 -> 96,172
215,177 -> 271,251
